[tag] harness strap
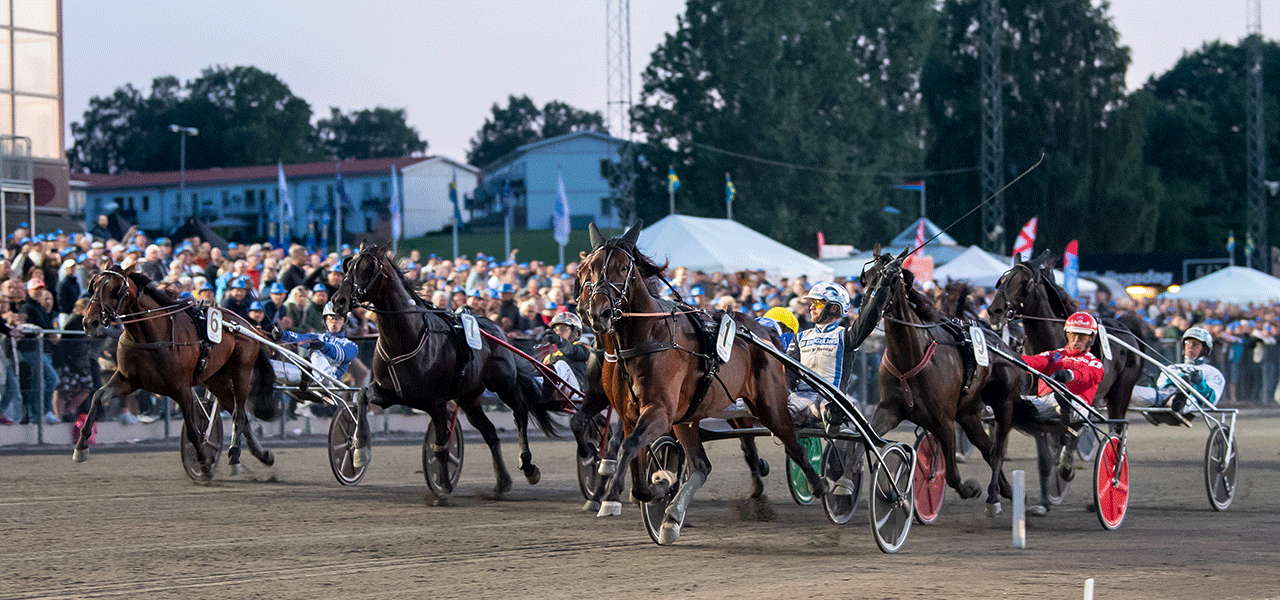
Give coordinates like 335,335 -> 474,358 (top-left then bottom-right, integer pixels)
615,340 -> 676,359
882,340 -> 937,410
375,325 -> 432,398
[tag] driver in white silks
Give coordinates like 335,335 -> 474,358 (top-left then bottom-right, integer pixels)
269,302 -> 359,391
784,282 -> 860,427
1130,326 -> 1224,425
541,312 -> 589,397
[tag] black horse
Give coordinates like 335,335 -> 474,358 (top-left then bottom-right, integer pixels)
330,245 -> 559,499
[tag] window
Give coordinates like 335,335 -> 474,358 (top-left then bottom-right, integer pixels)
141,195 -> 149,211
365,217 -> 372,232
599,197 -> 612,217
362,182 -> 371,199
326,185 -> 334,204
246,189 -> 256,208
380,181 -> 389,198
222,190 -> 230,207
126,196 -> 134,211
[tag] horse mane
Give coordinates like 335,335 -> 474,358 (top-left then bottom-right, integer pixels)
897,262 -> 943,322
124,270 -> 180,306
939,279 -> 972,319
1038,269 -> 1078,317
599,237 -> 668,282
389,257 -> 436,309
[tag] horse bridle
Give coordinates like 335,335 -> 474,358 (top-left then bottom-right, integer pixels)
991,263 -> 1041,326
581,244 -> 640,333
343,249 -> 387,307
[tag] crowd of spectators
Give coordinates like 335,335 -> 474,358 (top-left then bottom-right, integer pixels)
1,216 -> 1277,429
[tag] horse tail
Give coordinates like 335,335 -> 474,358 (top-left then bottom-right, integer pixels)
518,363 -> 563,439
249,343 -> 280,421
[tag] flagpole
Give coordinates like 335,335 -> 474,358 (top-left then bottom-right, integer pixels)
335,163 -> 343,251
669,185 -> 675,215
503,177 -> 512,259
920,182 -> 926,221
725,172 -> 733,221
451,168 -> 459,261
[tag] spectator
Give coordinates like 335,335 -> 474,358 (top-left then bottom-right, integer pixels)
278,245 -> 308,292
302,283 -> 329,333
262,281 -> 287,326
220,277 -> 254,320
17,280 -> 59,425
54,298 -> 101,422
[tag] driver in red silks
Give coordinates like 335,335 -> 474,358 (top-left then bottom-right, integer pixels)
1021,311 -> 1105,420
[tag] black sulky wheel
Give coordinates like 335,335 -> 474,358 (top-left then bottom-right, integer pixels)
1044,433 -> 1071,505
821,439 -> 863,524
1203,424 -> 1238,512
423,404 -> 464,496
328,402 -> 370,486
912,432 -> 946,525
869,443 -> 914,554
576,412 -> 608,501
179,397 -> 223,484
640,436 -> 685,545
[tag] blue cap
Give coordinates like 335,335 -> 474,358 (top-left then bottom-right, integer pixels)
55,229 -> 64,235
487,289 -> 500,299
341,243 -> 351,250
429,253 -> 438,258
19,221 -> 27,228
456,264 -> 467,272
199,282 -> 215,292
34,234 -> 45,242
68,233 -> 77,243
248,301 -> 264,311
468,289 -> 483,298
156,237 -> 169,245
691,286 -> 705,297
1204,318 -> 1222,326
452,286 -> 466,295
177,291 -> 194,301
229,278 -> 247,289
753,302 -> 767,311
19,237 -> 31,244
519,262 -> 529,268
228,242 -> 238,249
177,244 -> 193,254
553,265 -> 564,274
329,263 -> 343,273
60,247 -> 76,257
560,273 -> 572,280
126,244 -> 140,253
499,283 -> 514,293
312,283 -> 328,292
544,301 -> 557,310
76,253 -> 88,263
476,253 -> 485,258
268,282 -> 286,294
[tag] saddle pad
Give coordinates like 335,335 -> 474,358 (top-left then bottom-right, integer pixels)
460,313 -> 482,350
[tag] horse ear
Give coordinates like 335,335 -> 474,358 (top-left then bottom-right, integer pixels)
1030,249 -> 1051,270
123,262 -> 136,276
1013,252 -> 1022,265
873,243 -> 882,256
589,222 -> 604,250
621,220 -> 643,246
895,247 -> 910,261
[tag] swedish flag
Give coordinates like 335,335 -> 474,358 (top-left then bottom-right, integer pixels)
668,167 -> 680,194
725,172 -> 735,203
1227,231 -> 1235,253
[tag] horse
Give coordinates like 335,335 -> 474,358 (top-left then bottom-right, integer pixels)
848,251 -> 1054,514
329,244 -> 559,500
78,266 -> 278,482
985,251 -> 1146,508
576,222 -> 825,543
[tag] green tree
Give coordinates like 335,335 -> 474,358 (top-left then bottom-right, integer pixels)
466,95 -> 604,168
630,0 -> 936,251
316,106 -> 428,160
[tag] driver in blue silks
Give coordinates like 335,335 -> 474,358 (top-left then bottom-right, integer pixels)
269,302 -> 358,388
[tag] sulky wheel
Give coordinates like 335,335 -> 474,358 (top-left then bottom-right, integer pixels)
821,439 -> 864,524
328,403 -> 370,486
179,398 -> 223,484
787,436 -> 824,506
640,436 -> 685,545
1093,434 -> 1129,530
1044,433 -> 1071,505
423,406 -> 464,497
576,412 -> 608,501
1076,427 -> 1099,462
912,432 -> 946,525
1203,424 -> 1238,512
870,443 -> 914,554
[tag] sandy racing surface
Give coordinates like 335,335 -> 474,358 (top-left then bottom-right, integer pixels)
2,412 -> 1278,599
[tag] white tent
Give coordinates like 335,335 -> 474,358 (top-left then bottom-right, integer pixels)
1162,266 -> 1280,304
636,215 -> 834,282
931,246 -> 1012,287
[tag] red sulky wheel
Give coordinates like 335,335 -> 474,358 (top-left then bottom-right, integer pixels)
1093,434 -> 1129,530
912,432 -> 946,524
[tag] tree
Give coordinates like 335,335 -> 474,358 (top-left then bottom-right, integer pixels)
316,107 -> 428,160
631,0 -> 937,251
465,95 -> 605,168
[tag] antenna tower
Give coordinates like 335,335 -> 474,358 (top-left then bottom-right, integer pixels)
980,0 -> 1006,253
1247,0 -> 1268,271
606,0 -> 637,225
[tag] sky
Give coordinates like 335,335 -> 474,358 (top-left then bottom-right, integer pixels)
62,0 -> 1280,166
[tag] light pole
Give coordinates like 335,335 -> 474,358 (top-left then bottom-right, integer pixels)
169,125 -> 198,222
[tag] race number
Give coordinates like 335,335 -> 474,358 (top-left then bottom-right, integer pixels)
206,307 -> 223,344
460,314 -> 483,350
715,313 -> 736,363
1097,323 -> 1113,360
970,325 -> 990,368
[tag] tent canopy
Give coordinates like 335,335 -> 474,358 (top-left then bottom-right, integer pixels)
636,215 -> 833,282
931,246 -> 1011,288
1161,266 -> 1280,305
889,218 -> 959,247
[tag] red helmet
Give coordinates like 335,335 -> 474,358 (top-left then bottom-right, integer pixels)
1063,311 -> 1098,335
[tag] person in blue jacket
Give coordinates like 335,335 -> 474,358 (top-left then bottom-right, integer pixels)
269,302 -> 358,417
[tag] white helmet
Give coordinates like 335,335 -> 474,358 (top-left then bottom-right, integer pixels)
322,301 -> 342,319
805,282 -> 850,316
1182,326 -> 1213,353
549,311 -> 583,333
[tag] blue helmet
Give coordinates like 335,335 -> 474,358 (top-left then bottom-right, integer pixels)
312,283 -> 328,293
248,301 -> 264,311
229,278 -> 247,289
268,282 -> 287,294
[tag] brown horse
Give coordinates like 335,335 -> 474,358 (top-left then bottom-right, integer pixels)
576,222 -> 825,544
78,266 -> 278,482
849,251 -> 1047,514
329,245 -> 559,500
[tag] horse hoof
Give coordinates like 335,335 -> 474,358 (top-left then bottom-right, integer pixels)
598,459 -> 618,477
524,466 -> 541,485
960,478 -> 983,499
596,501 -> 623,517
828,477 -> 853,496
583,499 -> 601,512
353,447 -> 371,469
261,450 -> 275,467
230,463 -> 243,476
986,502 -> 1003,518
1028,504 -> 1049,517
72,448 -> 89,463
657,520 -> 682,545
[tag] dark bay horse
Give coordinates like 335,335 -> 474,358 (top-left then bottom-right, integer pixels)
986,251 -> 1145,508
850,252 -> 1049,514
329,245 -> 558,499
576,222 -> 825,543
78,266 -> 278,481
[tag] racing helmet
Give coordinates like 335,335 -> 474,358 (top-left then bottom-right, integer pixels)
1063,311 -> 1098,335
1182,326 -> 1213,353
549,311 -> 583,333
763,306 -> 799,334
322,301 -> 342,319
805,282 -> 850,316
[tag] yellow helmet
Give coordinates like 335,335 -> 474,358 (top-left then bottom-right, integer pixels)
763,306 -> 799,334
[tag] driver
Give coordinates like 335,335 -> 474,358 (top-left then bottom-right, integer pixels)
269,302 -> 358,416
541,311 -> 589,397
1021,311 -> 1105,425
786,281 -> 859,426
1130,326 -> 1224,425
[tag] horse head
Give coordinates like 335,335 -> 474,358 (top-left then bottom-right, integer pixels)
988,262 -> 1037,331
332,245 -> 389,316
846,251 -> 905,348
84,266 -> 138,338
577,221 -> 647,334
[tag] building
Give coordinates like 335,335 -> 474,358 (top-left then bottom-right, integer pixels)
399,156 -> 479,237
2,0 -> 73,236
477,130 -> 627,231
76,157 -> 440,245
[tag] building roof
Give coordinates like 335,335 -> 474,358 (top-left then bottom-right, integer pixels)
72,156 -> 433,190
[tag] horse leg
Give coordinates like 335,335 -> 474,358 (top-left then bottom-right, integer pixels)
1032,432 -> 1054,515
455,391 -> 513,496
748,387 -> 826,498
227,403 -> 244,476
73,373 -> 133,462
352,383 -> 392,469
739,435 -> 766,499
598,405 -> 671,517
657,423 -> 710,545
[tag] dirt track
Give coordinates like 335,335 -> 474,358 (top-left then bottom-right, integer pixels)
2,412 -> 1278,600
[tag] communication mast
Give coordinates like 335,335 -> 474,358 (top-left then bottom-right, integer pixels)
606,0 -> 637,226
980,0 -> 1006,253
1246,0 -> 1268,271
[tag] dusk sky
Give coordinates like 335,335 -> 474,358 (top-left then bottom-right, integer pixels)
63,0 -> 1278,165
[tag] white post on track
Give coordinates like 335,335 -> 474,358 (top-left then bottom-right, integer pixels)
1084,578 -> 1094,600
1012,469 -> 1026,548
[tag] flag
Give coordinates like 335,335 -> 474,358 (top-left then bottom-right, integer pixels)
1227,231 -> 1235,253
334,163 -> 353,211
894,181 -> 924,192
1247,233 -> 1255,257
817,231 -> 825,250
390,165 -> 401,241
1013,216 -> 1038,261
501,178 -> 513,215
726,172 -> 735,205
449,176 -> 465,231
913,218 -> 926,249
1064,240 -> 1079,298
554,171 -> 570,246
668,166 -> 680,194
277,162 -> 293,221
